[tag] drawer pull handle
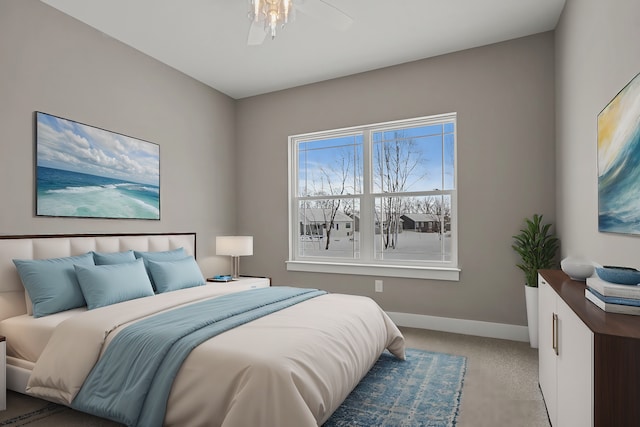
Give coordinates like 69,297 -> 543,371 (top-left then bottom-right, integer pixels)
552,313 -> 559,355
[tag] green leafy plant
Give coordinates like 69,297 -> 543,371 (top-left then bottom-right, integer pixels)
512,214 -> 560,287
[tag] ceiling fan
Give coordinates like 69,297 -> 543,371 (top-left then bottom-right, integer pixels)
247,0 -> 353,45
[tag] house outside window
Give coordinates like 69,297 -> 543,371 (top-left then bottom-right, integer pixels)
288,113 -> 459,280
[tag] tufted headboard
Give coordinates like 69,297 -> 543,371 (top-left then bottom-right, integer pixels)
0,233 -> 196,321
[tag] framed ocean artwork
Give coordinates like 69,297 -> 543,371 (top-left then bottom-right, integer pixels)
35,112 -> 160,220
597,72 -> 640,235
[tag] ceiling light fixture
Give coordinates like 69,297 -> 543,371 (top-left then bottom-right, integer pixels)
248,0 -> 295,40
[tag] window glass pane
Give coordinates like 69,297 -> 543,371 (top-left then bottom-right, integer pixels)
374,195 -> 452,262
372,125 -> 445,193
444,122 -> 454,134
444,130 -> 455,190
298,199 -> 360,259
298,135 -> 363,197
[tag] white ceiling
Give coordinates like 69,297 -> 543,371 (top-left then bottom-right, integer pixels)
40,0 -> 566,99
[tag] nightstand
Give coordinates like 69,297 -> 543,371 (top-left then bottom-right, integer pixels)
206,276 -> 270,290
0,335 -> 5,411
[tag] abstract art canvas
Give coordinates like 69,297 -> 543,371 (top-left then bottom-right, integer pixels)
36,112 -> 160,220
597,72 -> 640,234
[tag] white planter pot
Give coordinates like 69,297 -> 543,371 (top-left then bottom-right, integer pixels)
525,285 -> 538,348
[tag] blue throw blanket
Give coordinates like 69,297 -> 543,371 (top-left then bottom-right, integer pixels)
71,286 -> 326,427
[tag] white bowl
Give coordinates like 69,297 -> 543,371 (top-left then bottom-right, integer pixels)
561,257 -> 594,281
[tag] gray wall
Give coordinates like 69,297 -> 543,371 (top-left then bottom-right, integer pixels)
0,0 -> 237,276
555,1 -> 640,267
2,0 -> 565,328
237,33 -> 556,326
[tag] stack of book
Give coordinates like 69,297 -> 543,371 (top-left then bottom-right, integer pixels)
585,277 -> 640,315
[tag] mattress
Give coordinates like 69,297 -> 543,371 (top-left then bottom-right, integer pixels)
0,307 -> 86,363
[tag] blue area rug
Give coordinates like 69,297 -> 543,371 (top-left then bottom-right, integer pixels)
324,348 -> 466,427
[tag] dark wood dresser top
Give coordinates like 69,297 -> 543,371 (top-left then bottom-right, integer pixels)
539,269 -> 640,339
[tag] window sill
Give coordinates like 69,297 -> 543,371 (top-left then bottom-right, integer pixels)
285,260 -> 460,281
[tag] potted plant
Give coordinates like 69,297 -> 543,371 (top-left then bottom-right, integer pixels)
512,214 -> 559,348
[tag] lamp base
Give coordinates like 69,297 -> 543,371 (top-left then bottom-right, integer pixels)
231,256 -> 241,279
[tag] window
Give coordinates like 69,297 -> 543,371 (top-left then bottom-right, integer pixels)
288,113 -> 458,280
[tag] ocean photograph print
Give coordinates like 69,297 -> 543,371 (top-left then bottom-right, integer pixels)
35,112 -> 160,220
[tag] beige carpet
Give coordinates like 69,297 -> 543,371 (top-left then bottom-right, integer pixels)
0,327 -> 550,427
401,327 -> 550,427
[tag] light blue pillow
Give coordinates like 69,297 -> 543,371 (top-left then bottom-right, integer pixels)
134,248 -> 187,289
146,256 -> 205,294
74,259 -> 155,310
13,252 -> 95,318
133,247 -> 186,263
92,250 -> 136,265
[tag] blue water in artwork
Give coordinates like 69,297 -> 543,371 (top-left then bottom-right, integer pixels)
599,125 -> 640,234
37,166 -> 160,219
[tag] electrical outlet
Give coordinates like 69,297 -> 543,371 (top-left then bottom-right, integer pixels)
375,280 -> 383,292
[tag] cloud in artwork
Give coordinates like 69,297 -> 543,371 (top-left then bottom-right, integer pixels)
36,113 -> 159,186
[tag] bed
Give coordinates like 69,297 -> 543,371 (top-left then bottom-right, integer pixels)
0,233 -> 405,426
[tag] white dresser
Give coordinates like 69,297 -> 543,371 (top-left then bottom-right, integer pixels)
538,270 -> 640,426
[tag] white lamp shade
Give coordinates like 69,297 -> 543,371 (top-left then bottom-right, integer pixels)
216,236 -> 253,256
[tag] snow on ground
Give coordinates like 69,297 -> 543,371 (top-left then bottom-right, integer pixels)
299,230 -> 451,261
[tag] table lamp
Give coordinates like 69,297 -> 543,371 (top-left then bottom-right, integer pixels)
216,236 -> 253,279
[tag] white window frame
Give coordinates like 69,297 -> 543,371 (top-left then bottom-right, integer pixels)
287,113 -> 459,281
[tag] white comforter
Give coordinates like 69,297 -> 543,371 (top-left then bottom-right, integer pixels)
27,285 -> 405,426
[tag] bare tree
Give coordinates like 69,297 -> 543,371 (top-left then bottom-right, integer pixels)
432,196 -> 451,238
307,148 -> 358,250
374,131 -> 425,249
414,196 -> 435,214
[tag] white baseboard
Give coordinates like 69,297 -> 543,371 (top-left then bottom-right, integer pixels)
387,311 -> 530,343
